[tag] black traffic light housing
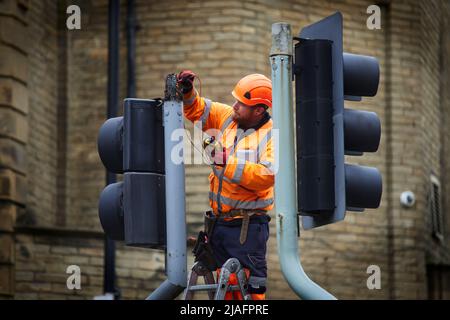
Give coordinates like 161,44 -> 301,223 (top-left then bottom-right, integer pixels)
98,98 -> 166,248
295,12 -> 382,229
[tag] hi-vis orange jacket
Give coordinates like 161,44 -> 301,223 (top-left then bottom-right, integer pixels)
183,90 -> 275,216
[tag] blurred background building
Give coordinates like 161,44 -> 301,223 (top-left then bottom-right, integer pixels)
0,0 -> 450,299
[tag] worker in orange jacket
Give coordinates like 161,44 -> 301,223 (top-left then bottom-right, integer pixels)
178,70 -> 274,300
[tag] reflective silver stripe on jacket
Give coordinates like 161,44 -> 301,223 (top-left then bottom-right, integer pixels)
230,162 -> 245,184
212,166 -> 233,183
213,160 -> 273,185
215,119 -> 237,213
259,160 -> 274,173
220,114 -> 234,132
256,129 -> 272,162
214,132 -> 273,186
215,129 -> 273,185
223,128 -> 256,184
209,191 -> 218,203
209,192 -> 274,210
212,165 -> 222,177
198,98 -> 212,129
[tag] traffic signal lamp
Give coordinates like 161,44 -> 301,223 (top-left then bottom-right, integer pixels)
97,99 -> 166,248
295,12 -> 382,229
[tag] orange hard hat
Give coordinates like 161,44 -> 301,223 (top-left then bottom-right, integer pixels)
231,74 -> 272,108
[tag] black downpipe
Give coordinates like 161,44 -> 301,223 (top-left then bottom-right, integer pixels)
104,0 -> 120,299
127,0 -> 137,98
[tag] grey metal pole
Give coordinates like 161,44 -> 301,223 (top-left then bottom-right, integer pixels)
271,23 -> 336,300
147,74 -> 187,300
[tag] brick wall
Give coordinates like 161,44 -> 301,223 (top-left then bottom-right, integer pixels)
1,0 -> 450,300
420,0 -> 450,289
65,0 -> 111,231
25,0 -> 59,228
441,1 -> 450,251
0,0 -> 29,297
418,0 -> 443,290
13,229 -> 166,299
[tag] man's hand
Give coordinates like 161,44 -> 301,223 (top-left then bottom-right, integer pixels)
212,147 -> 230,166
187,236 -> 197,247
177,70 -> 196,94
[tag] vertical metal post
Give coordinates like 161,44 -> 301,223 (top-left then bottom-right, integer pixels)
163,74 -> 187,288
270,23 -> 336,300
104,0 -> 120,299
147,74 -> 187,300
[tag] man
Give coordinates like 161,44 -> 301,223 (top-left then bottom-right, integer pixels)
178,70 -> 274,300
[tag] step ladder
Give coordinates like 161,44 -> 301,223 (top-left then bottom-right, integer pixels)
183,258 -> 251,300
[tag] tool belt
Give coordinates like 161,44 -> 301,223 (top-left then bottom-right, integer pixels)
206,209 -> 269,245
193,210 -> 269,271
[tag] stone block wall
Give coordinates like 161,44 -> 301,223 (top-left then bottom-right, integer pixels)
0,0 -> 449,299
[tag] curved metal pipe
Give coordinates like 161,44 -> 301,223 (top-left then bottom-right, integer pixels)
146,280 -> 185,300
271,23 -> 336,300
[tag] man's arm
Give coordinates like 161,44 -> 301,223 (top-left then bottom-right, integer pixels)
221,134 -> 275,191
178,70 -> 233,132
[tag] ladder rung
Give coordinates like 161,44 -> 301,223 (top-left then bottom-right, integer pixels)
188,284 -> 242,292
188,284 -> 218,291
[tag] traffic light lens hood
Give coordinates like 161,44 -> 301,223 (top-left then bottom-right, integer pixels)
98,117 -> 124,174
99,182 -> 125,241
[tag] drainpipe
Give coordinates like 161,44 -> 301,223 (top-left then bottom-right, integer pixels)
126,0 -> 137,98
104,0 -> 120,300
270,23 -> 336,300
147,74 -> 187,299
